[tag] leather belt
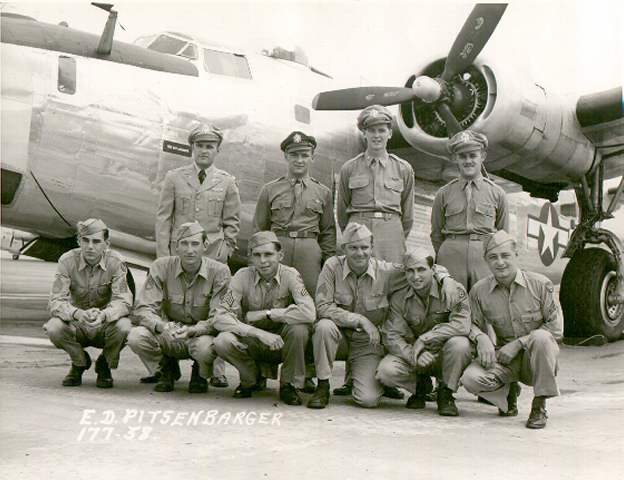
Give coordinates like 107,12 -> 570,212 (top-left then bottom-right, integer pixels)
351,211 -> 398,220
446,233 -> 489,241
275,230 -> 318,239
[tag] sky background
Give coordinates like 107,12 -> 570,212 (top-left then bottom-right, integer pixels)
2,0 -> 622,95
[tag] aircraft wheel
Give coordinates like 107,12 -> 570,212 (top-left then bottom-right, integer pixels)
560,248 -> 624,341
11,254 -> 19,260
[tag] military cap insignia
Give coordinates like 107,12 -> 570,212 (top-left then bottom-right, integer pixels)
293,133 -> 302,143
369,109 -> 378,118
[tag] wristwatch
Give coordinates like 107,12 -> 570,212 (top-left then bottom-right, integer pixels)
265,309 -> 272,320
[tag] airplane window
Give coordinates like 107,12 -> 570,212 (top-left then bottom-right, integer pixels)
148,35 -> 187,55
203,49 -> 252,79
180,43 -> 198,60
57,56 -> 76,95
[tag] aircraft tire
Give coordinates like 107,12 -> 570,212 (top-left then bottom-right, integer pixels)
560,248 -> 624,342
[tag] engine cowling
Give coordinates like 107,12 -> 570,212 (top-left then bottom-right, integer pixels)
397,57 -> 595,186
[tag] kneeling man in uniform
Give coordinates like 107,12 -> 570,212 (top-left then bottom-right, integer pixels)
45,218 -> 132,388
128,222 -> 231,393
460,230 -> 563,429
376,248 -> 472,416
213,231 -> 315,406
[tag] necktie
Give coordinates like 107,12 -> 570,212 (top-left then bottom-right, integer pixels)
198,169 -> 206,184
465,181 -> 473,230
294,180 -> 303,204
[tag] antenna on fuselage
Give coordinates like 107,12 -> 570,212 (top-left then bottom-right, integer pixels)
92,2 -> 117,55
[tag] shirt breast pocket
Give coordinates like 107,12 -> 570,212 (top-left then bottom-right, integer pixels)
383,177 -> 404,205
348,175 -> 373,207
305,199 -> 324,216
335,293 -> 353,309
271,196 -> 293,224
444,202 -> 466,230
364,293 -> 388,312
473,203 -> 496,229
205,190 -> 225,217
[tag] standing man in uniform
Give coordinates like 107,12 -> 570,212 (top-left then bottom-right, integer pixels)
376,249 -> 472,416
44,219 -> 132,388
213,231 -> 315,406
128,222 -> 231,393
155,123 -> 240,387
431,130 -> 508,291
460,231 -> 563,429
254,131 -> 335,303
337,104 -> 415,263
336,104 -> 415,398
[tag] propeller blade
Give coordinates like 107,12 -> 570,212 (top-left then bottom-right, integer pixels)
312,87 -> 416,110
91,3 -> 115,12
436,103 -> 463,137
441,3 -> 507,81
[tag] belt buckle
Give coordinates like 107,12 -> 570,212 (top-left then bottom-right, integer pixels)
288,231 -> 298,238
373,212 -> 383,218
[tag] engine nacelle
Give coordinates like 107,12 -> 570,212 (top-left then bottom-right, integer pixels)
397,57 -> 596,186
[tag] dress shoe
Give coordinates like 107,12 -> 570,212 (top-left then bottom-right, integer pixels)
408,374 -> 432,407
154,357 -> 176,392
62,352 -> 92,387
499,382 -> 522,417
95,354 -> 113,389
526,396 -> 548,429
279,383 -> 302,406
302,377 -> 317,394
307,380 -> 330,409
140,372 -> 161,384
333,383 -> 352,396
383,386 -> 405,400
405,393 -> 426,409
188,361 -> 208,393
210,375 -> 229,388
233,384 -> 254,398
437,385 -> 459,416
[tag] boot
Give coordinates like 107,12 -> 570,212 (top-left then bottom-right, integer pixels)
499,382 -> 521,417
333,382 -> 352,396
154,356 -> 176,392
307,379 -> 330,409
210,375 -> 228,388
383,386 -> 405,400
188,361 -> 208,393
95,354 -> 113,389
62,352 -> 91,387
279,383 -> 302,406
302,377 -> 317,394
140,358 -> 182,384
526,396 -> 548,429
406,375 -> 430,409
437,385 -> 459,416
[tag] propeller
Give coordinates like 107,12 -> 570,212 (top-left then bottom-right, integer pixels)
312,3 -> 508,137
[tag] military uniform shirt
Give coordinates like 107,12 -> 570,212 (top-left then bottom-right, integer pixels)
156,164 -> 241,257
214,264 -> 316,336
468,270 -> 563,348
133,256 -> 231,335
254,175 -> 336,259
49,248 -> 132,323
382,277 -> 470,363
315,256 -> 407,329
430,176 -> 508,252
337,152 -> 415,234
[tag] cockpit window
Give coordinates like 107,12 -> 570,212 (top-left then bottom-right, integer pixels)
203,49 -> 252,79
148,35 -> 187,55
179,43 -> 198,60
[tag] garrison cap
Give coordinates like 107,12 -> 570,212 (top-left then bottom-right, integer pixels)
249,231 -> 282,252
403,248 -> 434,269
188,124 -> 223,146
357,105 -> 393,131
341,222 -> 372,245
77,218 -> 107,237
176,221 -> 204,242
280,131 -> 317,152
447,130 -> 488,153
483,230 -> 516,255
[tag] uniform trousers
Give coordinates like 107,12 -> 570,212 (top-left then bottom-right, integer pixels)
348,214 -> 405,264
214,324 -> 310,389
437,237 -> 490,291
277,237 -> 322,297
44,317 -> 132,369
313,319 -> 385,408
461,330 -> 560,411
127,326 -> 217,379
376,337 -> 472,393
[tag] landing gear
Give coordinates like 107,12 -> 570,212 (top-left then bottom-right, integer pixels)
560,162 -> 624,342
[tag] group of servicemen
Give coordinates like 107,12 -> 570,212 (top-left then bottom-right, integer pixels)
44,104 -> 563,430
